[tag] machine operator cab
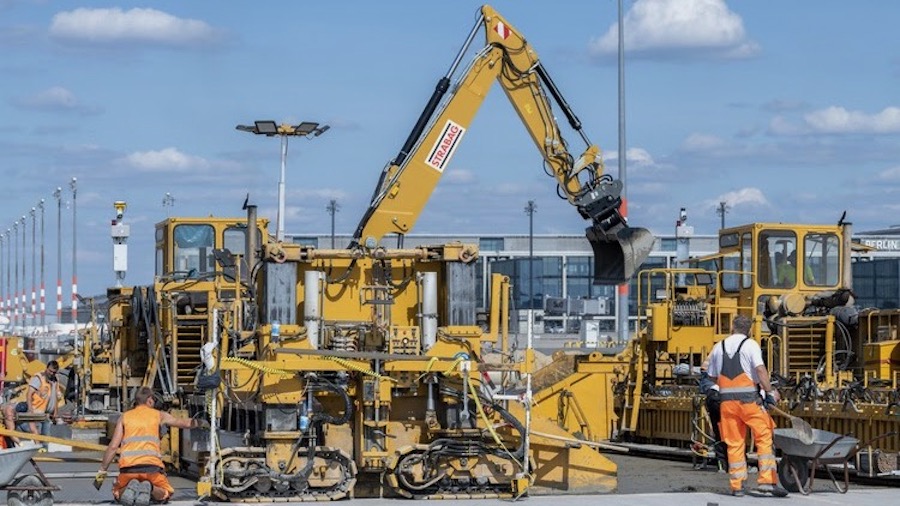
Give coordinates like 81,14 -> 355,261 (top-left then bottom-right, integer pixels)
715,223 -> 848,323
154,217 -> 269,284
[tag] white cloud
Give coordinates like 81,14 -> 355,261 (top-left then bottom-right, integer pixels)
121,147 -> 210,172
803,106 -> 900,134
709,187 -> 769,209
444,168 -> 476,185
49,8 -> 221,47
681,133 -> 726,151
604,147 -> 656,166
11,86 -> 102,115
589,0 -> 759,60
877,166 -> 900,182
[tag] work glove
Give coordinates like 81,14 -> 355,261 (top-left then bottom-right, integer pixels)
93,470 -> 107,490
763,392 -> 777,409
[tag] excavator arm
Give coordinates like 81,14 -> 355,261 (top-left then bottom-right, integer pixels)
353,4 -> 653,284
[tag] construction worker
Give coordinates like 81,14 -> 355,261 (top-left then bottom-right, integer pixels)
25,360 -> 62,440
705,315 -> 789,497
97,387 -> 206,506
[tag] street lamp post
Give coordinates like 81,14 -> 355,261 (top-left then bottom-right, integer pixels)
236,121 -> 330,241
327,199 -> 339,248
20,216 -> 26,326
524,200 -> 537,312
4,230 -> 10,322
12,224 -> 17,326
30,207 -> 36,326
53,187 -> 62,323
0,234 -> 4,321
39,199 -> 45,327
71,177 -> 77,329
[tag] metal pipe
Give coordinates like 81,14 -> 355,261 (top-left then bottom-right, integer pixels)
303,270 -> 324,349
842,221 -> 853,290
245,204 -> 258,282
277,136 -> 287,242
420,272 -> 437,350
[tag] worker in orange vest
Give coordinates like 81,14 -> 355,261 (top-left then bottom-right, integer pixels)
705,315 -> 789,497
96,387 -> 207,506
25,360 -> 63,441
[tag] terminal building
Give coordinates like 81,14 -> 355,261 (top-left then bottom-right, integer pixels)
289,228 -> 900,341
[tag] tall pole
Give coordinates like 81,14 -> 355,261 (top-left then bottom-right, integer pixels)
39,199 -> 46,327
277,136 -> 288,241
4,230 -> 9,321
70,177 -> 78,329
13,223 -> 18,326
717,201 -> 728,230
54,187 -> 62,323
327,199 -> 339,248
0,234 -> 4,321
30,207 -> 36,326
525,201 -> 537,311
616,0 -> 630,341
20,216 -> 26,327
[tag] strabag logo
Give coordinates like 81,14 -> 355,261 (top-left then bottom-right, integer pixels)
426,120 -> 465,172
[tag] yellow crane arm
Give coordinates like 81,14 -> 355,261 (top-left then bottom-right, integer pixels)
353,5 -> 653,283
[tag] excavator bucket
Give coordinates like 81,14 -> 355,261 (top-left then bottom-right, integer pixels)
587,224 -> 655,285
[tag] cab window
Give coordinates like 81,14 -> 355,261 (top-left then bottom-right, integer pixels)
758,230 -> 797,289
173,224 -> 215,277
804,233 -> 839,287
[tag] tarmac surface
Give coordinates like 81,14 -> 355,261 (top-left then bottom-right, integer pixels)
14,451 -> 898,506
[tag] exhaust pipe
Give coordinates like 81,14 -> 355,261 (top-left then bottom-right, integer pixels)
577,178 -> 655,285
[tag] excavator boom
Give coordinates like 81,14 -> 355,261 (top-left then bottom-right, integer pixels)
354,4 -> 653,284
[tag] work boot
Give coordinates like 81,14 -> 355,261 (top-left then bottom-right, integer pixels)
731,488 -> 745,497
134,481 -> 153,506
756,484 -> 789,497
120,480 -> 141,506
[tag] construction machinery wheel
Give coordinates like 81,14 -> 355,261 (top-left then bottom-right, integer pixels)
7,475 -> 53,506
777,456 -> 809,493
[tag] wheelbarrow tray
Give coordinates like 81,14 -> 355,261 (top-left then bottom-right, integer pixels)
774,428 -> 858,461
0,444 -> 41,487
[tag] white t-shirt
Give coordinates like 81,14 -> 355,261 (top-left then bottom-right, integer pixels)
28,374 -> 58,414
707,333 -> 765,384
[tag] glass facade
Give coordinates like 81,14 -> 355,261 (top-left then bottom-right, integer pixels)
853,259 -> 900,309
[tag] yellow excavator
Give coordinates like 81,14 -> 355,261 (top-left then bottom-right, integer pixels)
353,4 -> 653,283
81,4 -> 653,502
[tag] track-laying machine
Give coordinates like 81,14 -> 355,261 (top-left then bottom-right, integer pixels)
607,218 -> 899,479
79,4 -> 653,501
522,218 -> 900,486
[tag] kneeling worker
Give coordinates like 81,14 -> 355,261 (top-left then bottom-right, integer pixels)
97,387 -> 207,506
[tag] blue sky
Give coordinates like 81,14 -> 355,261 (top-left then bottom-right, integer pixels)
1,0 -> 899,303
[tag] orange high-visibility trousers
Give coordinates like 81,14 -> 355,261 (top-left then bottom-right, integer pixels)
719,400 -> 777,491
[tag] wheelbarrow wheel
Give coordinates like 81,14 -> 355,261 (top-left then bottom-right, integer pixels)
777,456 -> 809,493
7,474 -> 53,506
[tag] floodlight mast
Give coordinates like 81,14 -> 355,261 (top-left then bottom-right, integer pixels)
235,121 -> 330,241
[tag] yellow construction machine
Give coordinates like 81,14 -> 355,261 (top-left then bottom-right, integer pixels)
606,219 -> 900,480
83,3 -> 652,502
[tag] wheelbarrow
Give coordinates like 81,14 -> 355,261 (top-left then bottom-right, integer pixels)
0,443 -> 58,506
773,427 -> 894,495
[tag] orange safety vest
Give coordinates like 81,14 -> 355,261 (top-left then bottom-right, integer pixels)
716,337 -> 759,403
30,374 -> 61,413
119,405 -> 164,469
